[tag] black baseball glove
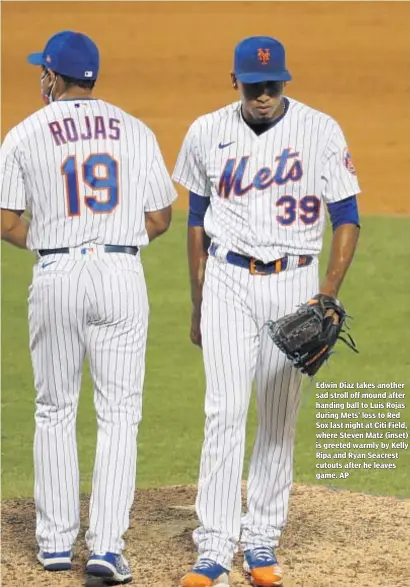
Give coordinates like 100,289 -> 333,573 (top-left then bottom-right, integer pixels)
266,294 -> 358,376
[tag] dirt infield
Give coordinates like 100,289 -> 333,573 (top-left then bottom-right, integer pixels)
2,484 -> 410,587
1,1 -> 410,214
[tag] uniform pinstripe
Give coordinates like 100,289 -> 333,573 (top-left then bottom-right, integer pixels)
173,97 -> 360,569
1,99 -> 177,555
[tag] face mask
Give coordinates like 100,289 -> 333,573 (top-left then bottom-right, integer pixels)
40,70 -> 57,104
40,71 -> 50,104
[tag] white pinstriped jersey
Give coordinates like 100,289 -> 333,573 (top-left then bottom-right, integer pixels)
1,99 -> 177,250
173,97 -> 360,263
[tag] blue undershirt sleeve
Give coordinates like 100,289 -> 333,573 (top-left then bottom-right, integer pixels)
188,191 -> 210,227
326,195 -> 360,231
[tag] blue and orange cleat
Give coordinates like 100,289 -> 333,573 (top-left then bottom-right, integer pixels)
243,547 -> 283,586
180,558 -> 230,587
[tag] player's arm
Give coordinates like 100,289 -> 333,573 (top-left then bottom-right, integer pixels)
0,132 -> 29,249
1,209 -> 29,249
172,120 -> 210,347
320,122 -> 361,298
145,206 -> 173,242
188,193 -> 211,347
144,135 -> 178,241
320,196 -> 360,298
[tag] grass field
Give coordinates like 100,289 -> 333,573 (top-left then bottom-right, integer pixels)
2,212 -> 410,500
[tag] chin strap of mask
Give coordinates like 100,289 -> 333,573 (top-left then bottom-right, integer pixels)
41,71 -> 58,104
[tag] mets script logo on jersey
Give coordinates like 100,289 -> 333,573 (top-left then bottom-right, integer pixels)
258,48 -> 270,65
343,148 -> 356,175
218,148 -> 303,198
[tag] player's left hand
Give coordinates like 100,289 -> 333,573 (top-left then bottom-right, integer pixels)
265,293 -> 358,376
190,309 -> 202,348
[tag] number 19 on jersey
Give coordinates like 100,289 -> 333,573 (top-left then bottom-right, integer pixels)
61,153 -> 119,216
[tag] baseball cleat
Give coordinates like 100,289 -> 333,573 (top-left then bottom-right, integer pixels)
243,547 -> 283,586
180,558 -> 230,586
37,550 -> 73,571
86,552 -> 132,584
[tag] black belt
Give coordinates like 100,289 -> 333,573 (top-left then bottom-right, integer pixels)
38,245 -> 139,257
209,243 -> 313,275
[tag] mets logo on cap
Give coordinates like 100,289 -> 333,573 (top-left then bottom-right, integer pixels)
343,148 -> 356,175
257,48 -> 270,65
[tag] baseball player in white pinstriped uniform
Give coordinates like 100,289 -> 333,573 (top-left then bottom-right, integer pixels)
173,36 -> 360,587
1,31 -> 177,584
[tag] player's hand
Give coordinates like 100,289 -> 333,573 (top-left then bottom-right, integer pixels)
313,292 -> 341,325
190,309 -> 202,348
325,308 -> 340,324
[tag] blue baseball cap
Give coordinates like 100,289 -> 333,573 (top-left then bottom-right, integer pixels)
27,31 -> 99,81
234,36 -> 291,83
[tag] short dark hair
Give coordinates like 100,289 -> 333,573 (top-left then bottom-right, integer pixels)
57,72 -> 95,90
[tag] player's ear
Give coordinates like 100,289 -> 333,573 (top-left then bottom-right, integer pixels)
231,73 -> 238,90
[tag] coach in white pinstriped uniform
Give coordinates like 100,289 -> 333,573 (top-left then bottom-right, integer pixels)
173,37 -> 360,587
1,31 -> 177,584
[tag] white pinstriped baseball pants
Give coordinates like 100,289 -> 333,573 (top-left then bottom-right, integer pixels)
28,251 -> 148,554
194,254 -> 319,570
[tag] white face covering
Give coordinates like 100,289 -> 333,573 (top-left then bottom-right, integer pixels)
40,70 -> 58,104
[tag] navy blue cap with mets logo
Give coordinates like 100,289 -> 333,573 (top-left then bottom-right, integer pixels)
234,36 -> 292,83
27,30 -> 99,80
